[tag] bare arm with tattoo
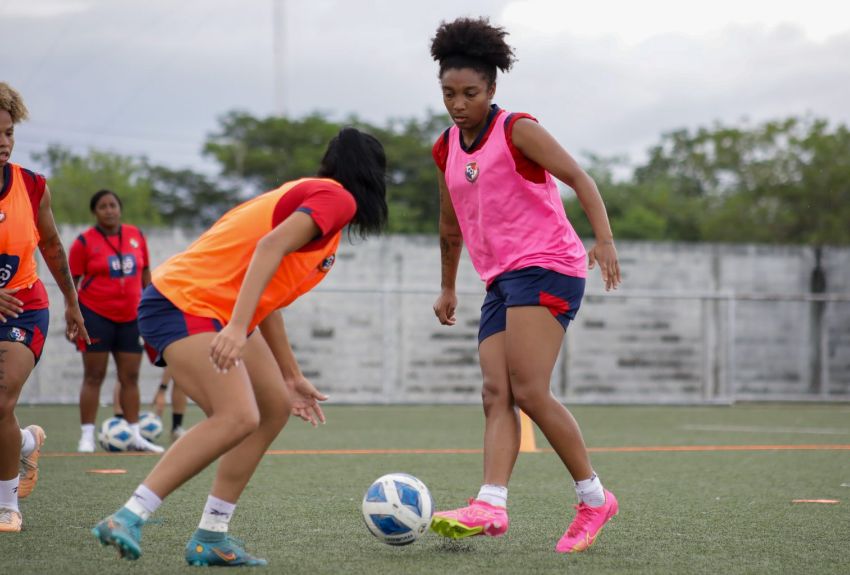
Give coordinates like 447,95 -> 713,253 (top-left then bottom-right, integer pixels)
433,169 -> 463,326
37,184 -> 90,343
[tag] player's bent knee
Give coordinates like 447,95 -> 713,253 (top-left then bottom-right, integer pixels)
222,410 -> 261,439
481,378 -> 511,410
511,387 -> 548,417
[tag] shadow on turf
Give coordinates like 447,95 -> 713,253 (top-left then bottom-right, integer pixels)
434,539 -> 476,553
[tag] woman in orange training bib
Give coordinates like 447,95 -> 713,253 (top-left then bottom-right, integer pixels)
0,83 -> 89,533
92,127 -> 387,567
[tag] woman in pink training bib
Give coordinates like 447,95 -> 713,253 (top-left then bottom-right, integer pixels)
428,17 -> 622,553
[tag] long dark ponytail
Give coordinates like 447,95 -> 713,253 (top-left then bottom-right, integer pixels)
318,127 -> 388,239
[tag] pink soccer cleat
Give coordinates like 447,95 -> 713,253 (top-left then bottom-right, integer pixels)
430,498 -> 509,539
555,489 -> 619,553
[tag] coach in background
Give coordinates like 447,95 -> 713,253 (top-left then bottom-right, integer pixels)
70,190 -> 162,453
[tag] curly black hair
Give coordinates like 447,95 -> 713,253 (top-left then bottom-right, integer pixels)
430,17 -> 516,85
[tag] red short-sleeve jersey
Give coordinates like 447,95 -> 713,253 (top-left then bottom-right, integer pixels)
69,224 -> 150,322
271,178 -> 357,249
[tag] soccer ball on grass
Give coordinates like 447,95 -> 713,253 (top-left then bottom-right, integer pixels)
361,473 -> 434,545
98,416 -> 133,452
138,411 -> 163,442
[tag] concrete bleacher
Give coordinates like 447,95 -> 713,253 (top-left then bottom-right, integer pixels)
20,228 -> 850,404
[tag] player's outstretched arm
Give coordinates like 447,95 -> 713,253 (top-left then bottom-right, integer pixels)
511,119 -> 621,291
258,310 -> 327,426
209,211 -> 319,372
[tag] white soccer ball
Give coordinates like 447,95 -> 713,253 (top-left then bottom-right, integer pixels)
361,473 -> 434,546
98,417 -> 133,452
138,411 -> 163,441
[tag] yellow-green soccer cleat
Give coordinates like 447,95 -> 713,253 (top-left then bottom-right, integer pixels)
430,498 -> 509,539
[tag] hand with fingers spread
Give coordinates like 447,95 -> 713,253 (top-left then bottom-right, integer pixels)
0,288 -> 24,323
588,241 -> 621,291
209,323 -> 247,373
433,289 -> 458,326
286,375 -> 328,427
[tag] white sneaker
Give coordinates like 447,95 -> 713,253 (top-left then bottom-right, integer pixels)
171,426 -> 186,442
78,435 -> 96,453
129,436 -> 165,454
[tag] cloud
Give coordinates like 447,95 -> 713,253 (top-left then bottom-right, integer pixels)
496,20 -> 850,165
1,0 -> 848,175
502,0 -> 850,44
4,0 -> 93,19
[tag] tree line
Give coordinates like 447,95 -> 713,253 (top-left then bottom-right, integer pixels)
35,111 -> 849,245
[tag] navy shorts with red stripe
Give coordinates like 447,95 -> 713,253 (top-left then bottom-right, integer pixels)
76,302 -> 143,354
0,306 -> 49,364
137,284 -> 223,367
478,266 -> 585,344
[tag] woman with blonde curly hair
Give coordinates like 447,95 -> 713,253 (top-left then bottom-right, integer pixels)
0,82 -> 89,532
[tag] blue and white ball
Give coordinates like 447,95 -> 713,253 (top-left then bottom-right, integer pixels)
361,473 -> 434,545
138,411 -> 163,442
98,417 -> 133,452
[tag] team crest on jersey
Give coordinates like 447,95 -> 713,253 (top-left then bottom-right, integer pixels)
465,161 -> 479,183
318,254 -> 335,273
130,238 -> 139,248
8,327 -> 26,342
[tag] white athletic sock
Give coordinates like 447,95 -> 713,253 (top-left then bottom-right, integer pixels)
198,494 -> 236,533
0,477 -> 20,512
124,484 -> 162,521
129,422 -> 142,443
20,428 -> 36,457
81,424 -> 95,440
575,473 -> 606,507
477,484 -> 508,508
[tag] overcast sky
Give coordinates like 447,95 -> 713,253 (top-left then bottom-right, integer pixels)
3,0 -> 849,175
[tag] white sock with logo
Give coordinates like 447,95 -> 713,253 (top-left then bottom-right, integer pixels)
0,477 -> 20,512
124,484 -> 162,521
20,428 -> 36,457
199,494 -> 236,532
575,473 -> 606,507
477,484 -> 508,508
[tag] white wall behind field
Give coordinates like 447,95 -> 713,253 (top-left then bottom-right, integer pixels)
19,229 -> 850,405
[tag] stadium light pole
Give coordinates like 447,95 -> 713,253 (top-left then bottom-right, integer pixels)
272,0 -> 286,117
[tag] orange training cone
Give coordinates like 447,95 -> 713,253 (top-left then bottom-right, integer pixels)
519,410 -> 537,453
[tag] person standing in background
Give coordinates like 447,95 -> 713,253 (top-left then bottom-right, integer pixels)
153,366 -> 187,442
70,190 -> 162,453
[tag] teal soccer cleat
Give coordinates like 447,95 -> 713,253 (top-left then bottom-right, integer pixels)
92,507 -> 144,560
185,528 -> 268,567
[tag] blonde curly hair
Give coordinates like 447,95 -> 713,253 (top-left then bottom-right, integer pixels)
0,82 -> 29,124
